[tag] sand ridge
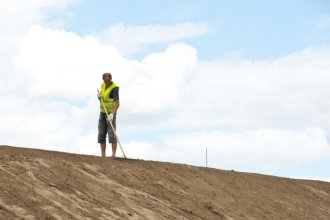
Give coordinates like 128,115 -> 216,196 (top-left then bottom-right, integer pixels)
0,145 -> 329,219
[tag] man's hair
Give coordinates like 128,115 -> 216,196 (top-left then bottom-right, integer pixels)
102,72 -> 112,79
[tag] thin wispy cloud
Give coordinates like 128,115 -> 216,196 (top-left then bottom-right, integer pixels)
95,22 -> 211,54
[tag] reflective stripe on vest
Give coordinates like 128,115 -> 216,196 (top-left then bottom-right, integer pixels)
100,82 -> 119,113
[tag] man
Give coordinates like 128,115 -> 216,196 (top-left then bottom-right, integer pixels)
97,73 -> 120,158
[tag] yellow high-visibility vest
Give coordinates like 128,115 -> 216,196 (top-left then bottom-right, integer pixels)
100,82 -> 119,113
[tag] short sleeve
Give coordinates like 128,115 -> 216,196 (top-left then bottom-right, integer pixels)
111,87 -> 119,100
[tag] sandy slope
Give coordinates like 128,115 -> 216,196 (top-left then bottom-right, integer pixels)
0,145 -> 329,220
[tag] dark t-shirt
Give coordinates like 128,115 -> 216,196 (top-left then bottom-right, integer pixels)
105,82 -> 119,100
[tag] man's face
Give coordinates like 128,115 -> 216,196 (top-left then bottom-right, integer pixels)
103,75 -> 111,84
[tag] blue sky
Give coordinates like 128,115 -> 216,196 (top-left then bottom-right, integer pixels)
1,0 -> 330,181
62,0 -> 330,59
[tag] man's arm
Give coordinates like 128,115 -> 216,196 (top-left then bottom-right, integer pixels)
112,87 -> 120,114
112,100 -> 120,114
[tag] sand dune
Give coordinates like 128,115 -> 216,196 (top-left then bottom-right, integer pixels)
0,145 -> 329,219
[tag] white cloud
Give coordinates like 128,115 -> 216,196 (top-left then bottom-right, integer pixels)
95,22 -> 211,54
14,25 -> 122,101
159,128 -> 330,168
0,0 -> 82,94
0,0 -> 91,152
123,42 -> 197,115
122,141 -> 156,160
0,0 -> 80,46
171,46 -> 330,131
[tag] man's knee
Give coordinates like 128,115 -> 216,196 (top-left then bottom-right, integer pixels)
108,130 -> 117,143
98,130 -> 107,143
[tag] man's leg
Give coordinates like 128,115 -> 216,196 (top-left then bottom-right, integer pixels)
108,113 -> 117,158
101,143 -> 106,158
98,113 -> 108,158
111,142 -> 117,157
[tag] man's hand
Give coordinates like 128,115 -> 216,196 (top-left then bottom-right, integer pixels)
107,113 -> 114,122
97,92 -> 102,100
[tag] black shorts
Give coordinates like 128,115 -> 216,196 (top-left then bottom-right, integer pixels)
98,112 -> 117,144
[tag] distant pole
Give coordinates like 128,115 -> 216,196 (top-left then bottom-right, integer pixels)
206,147 -> 208,168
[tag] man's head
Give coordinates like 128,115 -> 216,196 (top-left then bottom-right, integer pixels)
102,73 -> 112,84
